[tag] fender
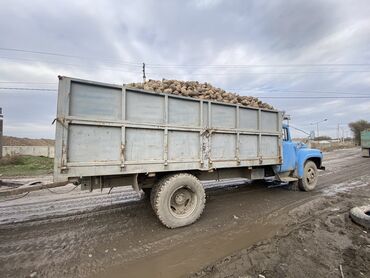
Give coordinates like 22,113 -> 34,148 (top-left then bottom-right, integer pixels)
296,148 -> 324,178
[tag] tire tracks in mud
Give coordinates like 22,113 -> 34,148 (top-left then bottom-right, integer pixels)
92,154 -> 370,278
190,185 -> 370,278
0,148 -> 368,278
0,179 -> 251,225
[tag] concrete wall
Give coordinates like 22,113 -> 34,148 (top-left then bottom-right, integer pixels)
2,146 -> 55,158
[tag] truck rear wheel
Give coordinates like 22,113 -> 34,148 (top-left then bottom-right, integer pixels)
298,160 -> 318,191
151,173 -> 206,228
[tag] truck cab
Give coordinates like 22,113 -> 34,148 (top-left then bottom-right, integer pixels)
277,124 -> 325,191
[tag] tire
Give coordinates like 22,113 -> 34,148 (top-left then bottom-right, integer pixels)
150,178 -> 163,209
350,205 -> 370,229
287,181 -> 300,191
298,160 -> 318,191
151,173 -> 206,228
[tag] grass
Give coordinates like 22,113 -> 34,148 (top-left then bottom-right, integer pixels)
0,155 -> 53,177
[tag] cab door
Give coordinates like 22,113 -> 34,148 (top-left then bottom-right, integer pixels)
279,127 -> 296,172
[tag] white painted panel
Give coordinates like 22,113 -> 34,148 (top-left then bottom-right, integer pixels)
126,90 -> 164,124
169,98 -> 200,126
239,135 -> 258,158
126,128 -> 163,161
261,111 -> 278,131
239,108 -> 258,130
69,82 -> 122,120
211,104 -> 236,129
261,135 -> 279,157
68,125 -> 121,162
211,133 -> 236,160
168,131 -> 200,161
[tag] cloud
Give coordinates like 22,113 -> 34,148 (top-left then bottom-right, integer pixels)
1,0 -> 370,139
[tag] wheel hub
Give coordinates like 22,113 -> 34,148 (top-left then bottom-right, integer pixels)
175,193 -> 186,205
170,187 -> 195,216
307,168 -> 316,183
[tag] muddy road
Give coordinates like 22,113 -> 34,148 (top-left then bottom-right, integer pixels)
0,148 -> 369,278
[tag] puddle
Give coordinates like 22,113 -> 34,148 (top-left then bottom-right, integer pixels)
93,222 -> 282,278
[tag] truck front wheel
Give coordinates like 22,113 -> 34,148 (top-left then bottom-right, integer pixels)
151,173 -> 206,228
298,160 -> 318,191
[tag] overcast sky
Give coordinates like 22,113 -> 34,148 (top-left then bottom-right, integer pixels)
1,0 -> 370,139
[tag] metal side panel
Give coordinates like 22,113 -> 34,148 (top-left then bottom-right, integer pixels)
211,103 -> 236,129
168,130 -> 200,161
239,134 -> 258,158
261,135 -> 279,157
54,78 -> 69,182
239,108 -> 258,130
125,128 -> 164,162
168,98 -> 200,127
69,82 -> 122,120
211,133 -> 236,161
68,124 -> 121,162
126,90 -> 165,124
261,110 -> 279,132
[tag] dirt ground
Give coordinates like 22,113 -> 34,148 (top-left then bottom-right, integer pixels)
0,148 -> 369,278
191,178 -> 370,278
2,136 -> 54,146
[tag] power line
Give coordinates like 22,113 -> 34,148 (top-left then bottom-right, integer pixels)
0,47 -> 141,66
0,56 -> 142,73
147,70 -> 370,76
0,87 -> 57,91
259,96 -> 370,99
0,81 -> 56,84
6,55 -> 370,76
147,63 -> 370,68
2,46 -> 370,69
229,89 -> 370,96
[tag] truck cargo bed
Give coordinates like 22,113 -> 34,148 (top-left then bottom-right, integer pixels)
54,77 -> 282,182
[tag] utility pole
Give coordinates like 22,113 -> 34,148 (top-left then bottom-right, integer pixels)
310,118 -> 328,139
337,123 -> 340,141
0,107 -> 3,158
337,123 -> 346,142
142,62 -> 146,83
341,127 -> 345,142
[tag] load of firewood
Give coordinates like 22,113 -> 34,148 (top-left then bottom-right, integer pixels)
127,79 -> 273,110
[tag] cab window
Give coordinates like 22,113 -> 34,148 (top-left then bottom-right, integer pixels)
283,127 -> 289,141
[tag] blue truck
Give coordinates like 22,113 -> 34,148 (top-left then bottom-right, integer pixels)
54,77 -> 325,228
278,124 -> 325,190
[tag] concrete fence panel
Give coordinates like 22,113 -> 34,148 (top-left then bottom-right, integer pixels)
2,146 -> 55,158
